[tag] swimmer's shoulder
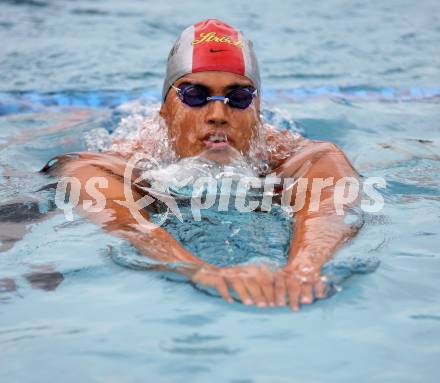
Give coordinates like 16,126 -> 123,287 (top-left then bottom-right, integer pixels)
40,151 -> 128,178
264,124 -> 310,170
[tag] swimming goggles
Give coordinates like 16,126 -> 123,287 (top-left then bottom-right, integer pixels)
170,83 -> 257,109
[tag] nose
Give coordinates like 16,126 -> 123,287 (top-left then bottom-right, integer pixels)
205,99 -> 229,127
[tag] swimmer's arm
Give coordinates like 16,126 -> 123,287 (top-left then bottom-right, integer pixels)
275,141 -> 361,307
46,154 -> 289,306
45,154 -> 210,276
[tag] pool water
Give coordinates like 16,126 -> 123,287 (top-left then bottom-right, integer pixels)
1,1 -> 440,382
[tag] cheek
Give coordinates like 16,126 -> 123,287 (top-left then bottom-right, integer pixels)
231,111 -> 258,151
168,104 -> 203,156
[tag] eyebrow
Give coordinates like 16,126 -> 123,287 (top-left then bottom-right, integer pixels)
178,81 -> 253,92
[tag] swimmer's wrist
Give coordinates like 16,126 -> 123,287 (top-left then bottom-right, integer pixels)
283,254 -> 323,276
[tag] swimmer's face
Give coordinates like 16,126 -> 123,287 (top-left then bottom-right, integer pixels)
159,71 -> 261,158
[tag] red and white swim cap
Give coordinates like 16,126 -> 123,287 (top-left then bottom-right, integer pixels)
162,19 -> 261,102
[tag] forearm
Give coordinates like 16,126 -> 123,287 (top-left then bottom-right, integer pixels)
280,141 -> 361,272
77,188 -> 212,276
110,221 -> 210,277
286,206 -> 360,271
46,153 -> 211,275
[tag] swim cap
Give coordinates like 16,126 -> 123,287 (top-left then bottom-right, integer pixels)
162,19 -> 261,102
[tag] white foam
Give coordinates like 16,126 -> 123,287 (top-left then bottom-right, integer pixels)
85,98 -> 302,175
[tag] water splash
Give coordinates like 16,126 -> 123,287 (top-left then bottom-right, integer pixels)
84,98 -> 303,176
84,99 -> 176,170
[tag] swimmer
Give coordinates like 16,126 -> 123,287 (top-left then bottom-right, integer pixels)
42,19 -> 361,310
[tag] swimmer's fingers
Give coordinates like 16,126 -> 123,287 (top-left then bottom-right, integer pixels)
314,277 -> 327,300
299,277 -> 330,305
274,271 -> 287,306
191,268 -> 233,303
228,277 -> 253,306
294,275 -> 329,306
218,265 -> 278,308
220,265 -> 270,307
285,276 -> 301,311
257,265 -> 276,307
237,265 -> 275,307
243,277 -> 267,308
299,284 -> 314,305
214,277 -> 234,303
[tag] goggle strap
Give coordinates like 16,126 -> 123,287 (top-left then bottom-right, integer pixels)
206,96 -> 229,104
170,84 -> 182,95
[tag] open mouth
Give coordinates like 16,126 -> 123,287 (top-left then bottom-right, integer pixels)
203,133 -> 230,148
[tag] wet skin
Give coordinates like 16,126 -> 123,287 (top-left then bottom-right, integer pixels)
159,71 -> 261,158
40,71 -> 360,311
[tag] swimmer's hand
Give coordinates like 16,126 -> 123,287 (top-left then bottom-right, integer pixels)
191,264 -> 277,307
278,259 -> 328,311
191,263 -> 328,310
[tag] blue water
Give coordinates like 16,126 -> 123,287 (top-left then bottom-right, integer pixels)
1,1 -> 440,382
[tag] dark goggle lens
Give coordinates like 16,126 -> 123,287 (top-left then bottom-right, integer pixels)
227,88 -> 255,109
180,85 -> 209,106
